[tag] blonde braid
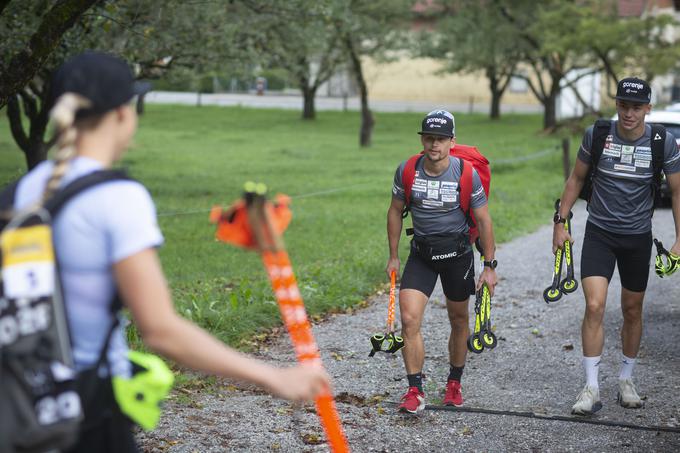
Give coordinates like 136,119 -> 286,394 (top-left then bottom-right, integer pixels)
41,93 -> 92,203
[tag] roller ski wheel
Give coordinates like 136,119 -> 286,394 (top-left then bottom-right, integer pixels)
543,286 -> 562,304
480,331 -> 497,349
467,335 -> 484,354
560,279 -> 578,294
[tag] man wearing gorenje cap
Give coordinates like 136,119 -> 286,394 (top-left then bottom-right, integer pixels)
386,110 -> 497,414
553,77 -> 680,415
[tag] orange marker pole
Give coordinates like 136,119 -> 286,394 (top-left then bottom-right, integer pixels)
211,186 -> 349,453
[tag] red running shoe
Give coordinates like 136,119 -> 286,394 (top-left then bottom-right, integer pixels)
443,379 -> 463,407
398,386 -> 425,414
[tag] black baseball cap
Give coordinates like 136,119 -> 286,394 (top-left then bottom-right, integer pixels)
615,77 -> 651,104
50,51 -> 151,118
418,110 -> 455,137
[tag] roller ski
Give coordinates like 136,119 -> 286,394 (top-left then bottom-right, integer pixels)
544,199 -> 578,304
467,283 -> 497,354
369,270 -> 405,357
653,238 -> 680,278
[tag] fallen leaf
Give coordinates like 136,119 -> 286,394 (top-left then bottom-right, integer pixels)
301,433 -> 324,445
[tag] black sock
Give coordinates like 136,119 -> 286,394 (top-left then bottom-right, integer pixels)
407,373 -> 423,392
448,365 -> 464,382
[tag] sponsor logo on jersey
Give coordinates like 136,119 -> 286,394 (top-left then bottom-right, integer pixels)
622,145 -> 634,154
422,199 -> 444,208
621,154 -> 633,164
427,189 -> 439,199
634,151 -> 652,160
603,148 -> 621,158
614,164 -> 637,172
635,160 -> 651,168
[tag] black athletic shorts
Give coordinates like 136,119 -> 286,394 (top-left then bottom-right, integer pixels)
580,221 -> 652,292
400,241 -> 476,301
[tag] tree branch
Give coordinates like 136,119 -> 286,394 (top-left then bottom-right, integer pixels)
0,0 -> 11,16
6,96 -> 30,153
0,0 -> 99,109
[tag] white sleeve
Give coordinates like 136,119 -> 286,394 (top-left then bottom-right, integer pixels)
101,181 -> 164,263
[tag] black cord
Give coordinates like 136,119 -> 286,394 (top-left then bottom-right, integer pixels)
386,401 -> 680,433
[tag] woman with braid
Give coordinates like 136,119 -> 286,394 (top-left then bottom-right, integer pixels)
12,52 -> 330,452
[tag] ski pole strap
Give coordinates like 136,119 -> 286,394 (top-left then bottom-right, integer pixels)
653,238 -> 680,277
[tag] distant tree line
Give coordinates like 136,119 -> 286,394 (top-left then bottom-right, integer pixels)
2,0 -> 680,168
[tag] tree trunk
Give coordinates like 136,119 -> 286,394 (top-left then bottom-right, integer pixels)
7,83 -> 51,170
0,0 -> 99,109
301,86 -> 316,120
344,35 -> 373,147
487,68 -> 502,120
543,88 -> 558,130
490,89 -> 501,120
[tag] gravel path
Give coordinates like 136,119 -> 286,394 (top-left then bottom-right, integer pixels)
138,201 -> 680,452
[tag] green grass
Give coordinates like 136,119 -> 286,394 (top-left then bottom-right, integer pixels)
0,105 -> 576,347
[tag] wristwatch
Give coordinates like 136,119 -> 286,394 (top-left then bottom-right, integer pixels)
483,259 -> 498,269
553,213 -> 567,224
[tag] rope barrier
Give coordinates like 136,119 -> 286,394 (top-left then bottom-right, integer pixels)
156,145 -> 561,218
386,401 -> 680,433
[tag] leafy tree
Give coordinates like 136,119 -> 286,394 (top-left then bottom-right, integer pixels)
573,0 -> 680,95
236,0 -> 346,120
493,0 -> 680,129
337,0 -> 415,146
2,0 -> 254,169
423,0 -> 524,120
0,0 -> 98,111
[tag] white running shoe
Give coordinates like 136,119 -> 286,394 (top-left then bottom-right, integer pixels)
618,379 -> 644,409
571,385 -> 602,415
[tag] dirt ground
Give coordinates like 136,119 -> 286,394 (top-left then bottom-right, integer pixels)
137,201 -> 680,452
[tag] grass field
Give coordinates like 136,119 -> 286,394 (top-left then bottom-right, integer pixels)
0,105 -> 575,347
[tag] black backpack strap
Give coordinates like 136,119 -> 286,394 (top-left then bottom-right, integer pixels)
590,119 -> 612,171
43,169 -> 132,218
0,180 -> 20,229
650,124 -> 666,209
0,180 -> 19,211
650,124 -> 666,181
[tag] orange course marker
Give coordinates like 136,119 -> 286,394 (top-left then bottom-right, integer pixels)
210,184 -> 349,453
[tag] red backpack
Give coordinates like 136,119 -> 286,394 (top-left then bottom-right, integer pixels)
402,144 -> 491,244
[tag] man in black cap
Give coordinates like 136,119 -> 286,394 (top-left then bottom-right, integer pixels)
553,77 -> 680,415
386,110 -> 497,414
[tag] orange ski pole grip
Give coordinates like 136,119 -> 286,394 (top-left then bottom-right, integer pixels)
210,184 -> 349,453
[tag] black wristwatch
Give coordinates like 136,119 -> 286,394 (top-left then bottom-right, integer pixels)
553,213 -> 567,224
483,259 -> 498,269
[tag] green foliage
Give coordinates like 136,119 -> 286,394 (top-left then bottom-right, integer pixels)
0,103 -> 576,349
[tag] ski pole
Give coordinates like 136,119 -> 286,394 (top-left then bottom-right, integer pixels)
369,270 -> 404,357
210,183 -> 350,453
560,212 -> 578,294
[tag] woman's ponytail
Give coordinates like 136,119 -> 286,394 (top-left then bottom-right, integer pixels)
41,94 -> 91,202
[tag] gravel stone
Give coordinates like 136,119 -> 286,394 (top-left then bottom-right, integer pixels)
138,201 -> 680,452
